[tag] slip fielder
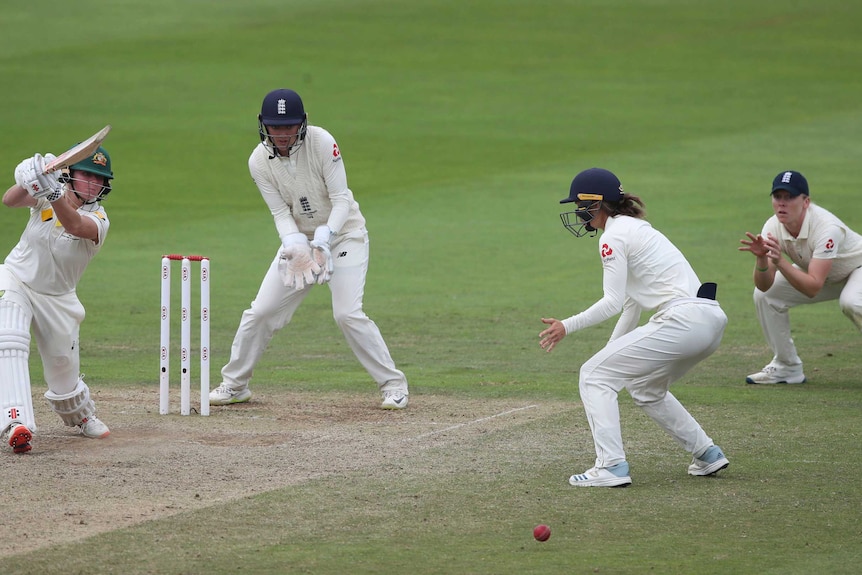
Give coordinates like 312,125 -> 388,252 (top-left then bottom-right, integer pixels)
739,170 -> 862,384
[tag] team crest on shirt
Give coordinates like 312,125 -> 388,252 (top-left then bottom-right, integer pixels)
298,196 -> 317,219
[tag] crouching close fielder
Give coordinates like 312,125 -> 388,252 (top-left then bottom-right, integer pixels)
1,148 -> 114,453
210,88 -> 409,410
539,168 -> 728,487
739,170 -> 862,385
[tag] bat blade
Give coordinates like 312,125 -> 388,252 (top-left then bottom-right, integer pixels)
43,124 -> 112,174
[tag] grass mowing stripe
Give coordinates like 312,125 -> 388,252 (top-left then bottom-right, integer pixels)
1,0 -> 861,573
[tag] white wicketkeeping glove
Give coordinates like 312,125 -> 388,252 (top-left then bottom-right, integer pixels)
21,154 -> 64,202
277,232 -> 321,290
310,225 -> 334,285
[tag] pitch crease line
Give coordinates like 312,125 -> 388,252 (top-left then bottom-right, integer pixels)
409,405 -> 538,441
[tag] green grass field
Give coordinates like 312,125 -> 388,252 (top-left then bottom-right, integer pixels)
2,1 -> 861,573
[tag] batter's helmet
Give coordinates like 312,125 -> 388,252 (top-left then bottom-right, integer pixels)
258,88 -> 308,156
67,146 -> 113,202
70,146 -> 113,180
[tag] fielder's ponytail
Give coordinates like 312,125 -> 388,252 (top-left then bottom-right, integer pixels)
606,195 -> 646,220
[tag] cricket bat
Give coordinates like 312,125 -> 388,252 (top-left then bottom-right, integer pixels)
43,124 -> 112,174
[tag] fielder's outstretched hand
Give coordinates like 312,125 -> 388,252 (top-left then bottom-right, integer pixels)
738,232 -> 769,257
539,317 -> 566,352
761,233 -> 783,265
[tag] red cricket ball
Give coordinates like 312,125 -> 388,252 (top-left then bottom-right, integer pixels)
533,524 -> 551,541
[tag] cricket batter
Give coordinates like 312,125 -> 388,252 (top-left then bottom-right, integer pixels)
1,148 -> 114,453
740,170 -> 862,384
209,88 -> 409,409
540,168 -> 729,487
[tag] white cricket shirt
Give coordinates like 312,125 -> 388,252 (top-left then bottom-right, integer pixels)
562,215 -> 702,336
762,202 -> 862,284
3,199 -> 108,295
249,125 -> 366,240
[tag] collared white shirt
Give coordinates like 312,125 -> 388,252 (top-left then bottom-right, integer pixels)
762,202 -> 862,284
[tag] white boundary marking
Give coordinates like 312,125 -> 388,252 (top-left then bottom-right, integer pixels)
409,405 -> 538,441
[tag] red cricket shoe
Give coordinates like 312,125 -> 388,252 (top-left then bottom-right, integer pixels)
8,424 -> 33,454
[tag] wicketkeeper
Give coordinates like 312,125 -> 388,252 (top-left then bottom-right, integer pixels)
209,88 -> 410,409
1,148 -> 114,454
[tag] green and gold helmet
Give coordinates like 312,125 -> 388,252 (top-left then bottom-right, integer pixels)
70,146 -> 113,179
67,146 -> 113,202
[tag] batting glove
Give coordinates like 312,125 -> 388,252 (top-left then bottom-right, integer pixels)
23,154 -> 64,202
310,225 -> 334,284
278,232 -> 321,290
14,157 -> 37,189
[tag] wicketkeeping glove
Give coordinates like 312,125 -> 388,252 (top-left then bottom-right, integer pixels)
310,225 -> 334,285
21,154 -> 64,202
278,232 -> 321,290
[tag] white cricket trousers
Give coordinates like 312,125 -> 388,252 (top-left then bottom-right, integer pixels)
578,299 -> 727,468
220,229 -> 407,392
0,265 -> 84,395
754,265 -> 862,368
1,266 -> 85,433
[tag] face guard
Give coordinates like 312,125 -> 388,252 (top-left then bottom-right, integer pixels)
64,147 -> 113,204
259,118 -> 308,157
561,194 -> 602,237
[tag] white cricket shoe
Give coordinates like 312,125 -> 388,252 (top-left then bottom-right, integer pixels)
381,390 -> 408,410
745,364 -> 806,385
79,416 -> 110,439
8,423 -> 33,454
688,445 -> 729,476
209,384 -> 252,405
569,462 -> 632,488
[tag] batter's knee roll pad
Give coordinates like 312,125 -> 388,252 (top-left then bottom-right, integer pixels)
44,379 -> 96,427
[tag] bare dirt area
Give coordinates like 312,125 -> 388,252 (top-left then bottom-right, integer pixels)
0,387 -> 566,558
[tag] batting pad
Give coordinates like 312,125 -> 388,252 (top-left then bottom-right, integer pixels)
0,299 -> 37,433
45,379 -> 96,427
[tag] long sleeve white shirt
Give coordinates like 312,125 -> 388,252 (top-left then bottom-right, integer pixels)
562,215 -> 702,340
248,125 -> 365,241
